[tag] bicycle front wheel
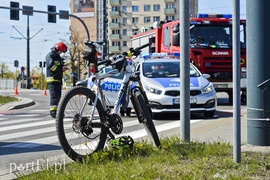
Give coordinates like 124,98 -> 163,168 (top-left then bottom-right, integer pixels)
133,90 -> 161,147
56,87 -> 108,162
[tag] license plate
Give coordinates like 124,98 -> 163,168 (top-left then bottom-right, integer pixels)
173,98 -> 197,104
213,84 -> 228,88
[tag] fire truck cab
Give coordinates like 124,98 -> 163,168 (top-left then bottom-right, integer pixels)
131,14 -> 247,104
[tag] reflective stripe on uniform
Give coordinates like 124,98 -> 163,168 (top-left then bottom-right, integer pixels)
50,65 -> 57,71
46,77 -> 61,83
50,106 -> 57,111
50,61 -> 60,71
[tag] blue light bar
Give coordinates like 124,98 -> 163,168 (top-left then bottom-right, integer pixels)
197,14 -> 208,18
140,53 -> 180,59
140,53 -> 151,59
196,14 -> 232,18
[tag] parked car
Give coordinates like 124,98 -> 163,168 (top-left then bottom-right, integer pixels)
77,53 -> 217,118
135,53 -> 217,117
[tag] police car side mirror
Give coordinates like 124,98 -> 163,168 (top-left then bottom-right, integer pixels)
203,73 -> 211,79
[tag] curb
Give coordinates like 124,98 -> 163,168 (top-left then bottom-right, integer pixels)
0,97 -> 35,111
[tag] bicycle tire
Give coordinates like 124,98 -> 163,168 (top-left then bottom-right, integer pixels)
133,90 -> 161,147
56,86 -> 108,161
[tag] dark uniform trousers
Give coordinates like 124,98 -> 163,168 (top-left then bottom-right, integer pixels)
48,82 -> 62,117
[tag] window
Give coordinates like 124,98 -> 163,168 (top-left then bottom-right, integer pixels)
144,17 -> 151,23
123,18 -> 127,24
153,16 -> 160,22
112,30 -> 120,34
132,6 -> 139,12
122,6 -> 127,12
163,27 -> 170,46
144,5 -> 151,11
123,41 -> 127,47
123,29 -> 127,35
153,4 -> 160,11
112,41 -> 120,46
166,16 -> 175,21
132,29 -> 139,35
112,6 -> 120,11
112,18 -> 120,23
132,17 -> 139,23
166,4 -> 175,9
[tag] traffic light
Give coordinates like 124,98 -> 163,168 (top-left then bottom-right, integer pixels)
10,1 -> 19,20
43,61 -> 46,67
39,61 -> 42,68
48,5 -> 56,23
14,60 -> 19,67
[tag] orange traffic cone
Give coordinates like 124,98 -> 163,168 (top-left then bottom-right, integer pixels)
14,86 -> 19,95
43,87 -> 47,96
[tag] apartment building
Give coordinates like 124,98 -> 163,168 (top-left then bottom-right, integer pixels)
108,0 -> 198,54
70,0 -> 198,56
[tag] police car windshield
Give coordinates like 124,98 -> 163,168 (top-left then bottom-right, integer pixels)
143,62 -> 200,78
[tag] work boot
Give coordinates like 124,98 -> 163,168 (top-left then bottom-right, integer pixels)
50,110 -> 56,118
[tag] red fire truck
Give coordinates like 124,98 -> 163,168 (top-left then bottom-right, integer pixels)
131,14 -> 246,104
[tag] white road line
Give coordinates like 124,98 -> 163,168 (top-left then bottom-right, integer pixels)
1,120 -> 202,148
117,120 -> 202,139
0,118 -> 44,126
0,119 -> 141,141
29,109 -> 48,112
0,119 -> 55,131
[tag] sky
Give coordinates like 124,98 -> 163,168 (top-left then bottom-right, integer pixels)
0,0 -> 70,72
0,0 -> 246,72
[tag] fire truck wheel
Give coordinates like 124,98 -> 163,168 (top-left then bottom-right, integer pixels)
228,92 -> 233,105
241,92 -> 247,104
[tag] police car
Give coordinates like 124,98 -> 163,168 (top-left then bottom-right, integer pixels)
76,67 -> 132,116
77,53 -> 216,118
135,53 -> 217,117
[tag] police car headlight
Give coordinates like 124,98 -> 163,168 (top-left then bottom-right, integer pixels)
204,83 -> 214,93
144,84 -> 162,95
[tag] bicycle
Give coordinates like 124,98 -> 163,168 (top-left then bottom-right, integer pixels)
56,40 -> 161,161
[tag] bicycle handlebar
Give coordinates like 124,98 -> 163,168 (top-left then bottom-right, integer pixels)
95,40 -> 153,68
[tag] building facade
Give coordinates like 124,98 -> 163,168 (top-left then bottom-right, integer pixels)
70,0 -> 198,56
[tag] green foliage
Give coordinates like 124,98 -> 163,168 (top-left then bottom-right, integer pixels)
0,95 -> 18,104
18,136 -> 270,179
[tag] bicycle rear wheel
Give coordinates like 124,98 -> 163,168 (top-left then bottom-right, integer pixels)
133,90 -> 161,147
56,87 -> 108,162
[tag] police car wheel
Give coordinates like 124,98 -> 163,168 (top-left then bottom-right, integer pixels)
126,108 -> 131,116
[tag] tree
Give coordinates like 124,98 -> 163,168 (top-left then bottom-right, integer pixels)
68,28 -> 86,86
0,63 -> 13,79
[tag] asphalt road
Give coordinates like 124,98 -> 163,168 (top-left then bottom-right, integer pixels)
0,89 -> 248,179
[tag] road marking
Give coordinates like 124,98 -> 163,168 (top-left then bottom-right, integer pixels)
0,119 -> 141,142
0,119 -> 202,149
0,119 -> 55,131
0,118 -> 44,126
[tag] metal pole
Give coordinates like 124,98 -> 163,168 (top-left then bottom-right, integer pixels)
102,0 -> 107,59
247,0 -> 270,146
78,50 -> 80,81
180,0 -> 190,142
26,15 -> 30,89
41,66 -> 43,90
232,0 -> 241,163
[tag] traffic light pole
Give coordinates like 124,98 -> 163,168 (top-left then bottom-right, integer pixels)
12,17 -> 43,89
26,15 -> 30,89
103,0 -> 107,59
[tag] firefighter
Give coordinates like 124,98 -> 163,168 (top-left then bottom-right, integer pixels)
46,42 -> 68,118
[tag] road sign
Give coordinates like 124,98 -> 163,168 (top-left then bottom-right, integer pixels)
21,66 -> 25,72
70,72 -> 74,78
